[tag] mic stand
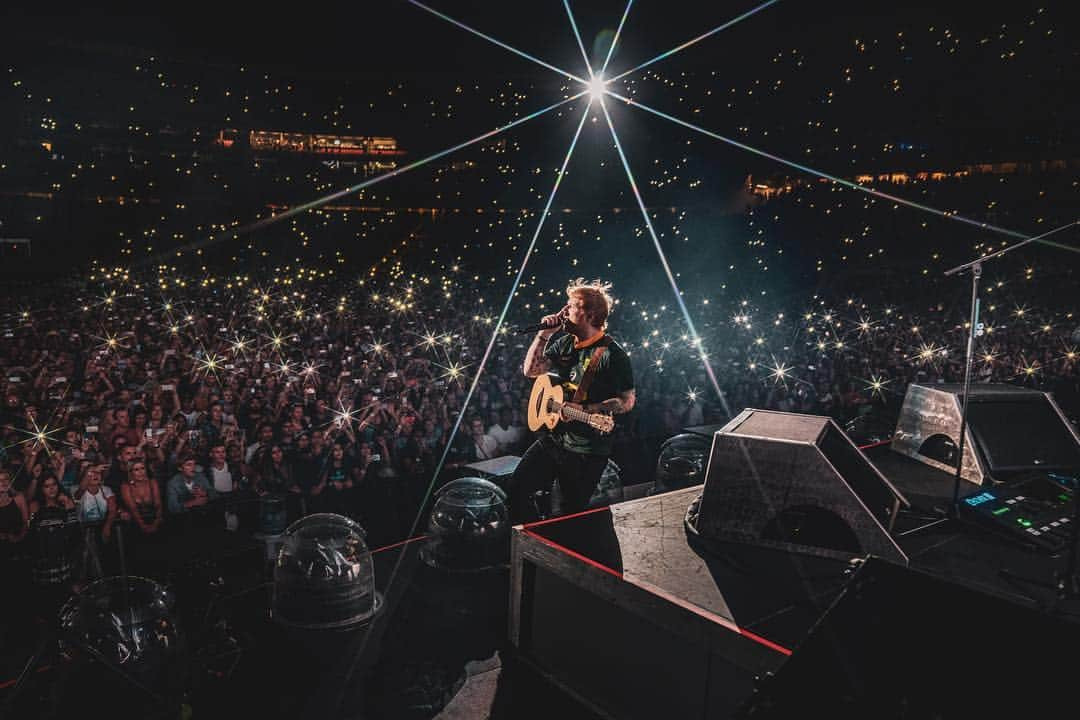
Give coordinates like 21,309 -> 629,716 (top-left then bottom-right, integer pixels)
943,221 -> 1080,612
943,259 -> 981,519
943,220 -> 1078,517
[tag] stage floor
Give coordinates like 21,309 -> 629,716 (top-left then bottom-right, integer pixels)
509,445 -> 1080,718
516,488 -> 853,654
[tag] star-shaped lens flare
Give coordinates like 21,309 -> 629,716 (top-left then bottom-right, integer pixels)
229,334 -> 253,359
2,414 -> 67,458
912,342 -> 946,365
434,360 -> 471,385
864,375 -> 892,400
193,351 -> 225,383
856,316 -> 878,337
767,359 -> 793,386
300,360 -> 322,383
276,359 -> 297,379
263,329 -> 289,356
1017,358 -> 1041,380
329,399 -> 360,430
92,331 -> 126,356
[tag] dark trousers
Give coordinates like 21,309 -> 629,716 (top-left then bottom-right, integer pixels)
509,434 -> 608,523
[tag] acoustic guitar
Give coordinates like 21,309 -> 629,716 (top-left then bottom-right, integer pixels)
527,374 -> 615,435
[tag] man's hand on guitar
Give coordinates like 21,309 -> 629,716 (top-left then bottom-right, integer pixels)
561,401 -> 609,418
560,401 -> 584,421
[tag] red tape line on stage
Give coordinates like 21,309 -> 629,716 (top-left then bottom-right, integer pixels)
521,528 -> 624,579
737,628 -> 793,656
0,664 -> 54,690
858,439 -> 892,450
371,534 -> 429,554
623,576 -> 792,657
522,507 -> 617,528
522,527 -> 793,657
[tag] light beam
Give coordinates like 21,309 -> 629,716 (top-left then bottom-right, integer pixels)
607,0 -> 782,83
609,91 -> 1080,251
598,96 -> 732,418
599,0 -> 635,77
563,0 -> 595,79
379,97 -> 595,657
148,91 -> 586,262
409,96 -> 593,517
409,0 -> 586,84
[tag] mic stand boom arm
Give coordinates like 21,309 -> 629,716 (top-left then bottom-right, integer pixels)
943,220 -> 1078,518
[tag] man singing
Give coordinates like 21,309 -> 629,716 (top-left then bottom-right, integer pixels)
511,278 -> 635,522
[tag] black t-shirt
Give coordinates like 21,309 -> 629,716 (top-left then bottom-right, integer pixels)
543,333 -> 634,455
324,459 -> 353,490
291,451 -> 324,493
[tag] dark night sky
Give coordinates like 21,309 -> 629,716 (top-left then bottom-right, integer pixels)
0,0 -> 1074,290
1,0 -> 1074,231
5,1 -> 1062,79
7,1 -> 1072,158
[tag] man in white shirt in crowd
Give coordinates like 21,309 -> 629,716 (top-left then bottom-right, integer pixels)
487,407 -> 526,456
469,416 -> 499,461
207,442 -> 240,530
207,442 -> 234,494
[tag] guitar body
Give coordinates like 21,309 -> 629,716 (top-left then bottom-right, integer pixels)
527,374 -> 615,435
528,374 -> 563,431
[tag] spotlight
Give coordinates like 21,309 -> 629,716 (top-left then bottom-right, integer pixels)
587,74 -> 606,100
654,434 -> 712,493
421,477 -> 510,572
272,513 -> 381,629
58,575 -> 181,685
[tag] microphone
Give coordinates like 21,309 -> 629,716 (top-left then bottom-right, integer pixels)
516,318 -> 564,334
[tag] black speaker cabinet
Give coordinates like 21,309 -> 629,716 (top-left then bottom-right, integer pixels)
461,455 -> 521,484
742,557 -> 1080,718
892,383 -> 1080,485
695,409 -> 909,564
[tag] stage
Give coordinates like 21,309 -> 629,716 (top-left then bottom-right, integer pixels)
509,440 -> 1080,718
4,435 -> 1080,719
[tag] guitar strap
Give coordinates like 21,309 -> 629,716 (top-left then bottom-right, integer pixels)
572,337 -> 611,404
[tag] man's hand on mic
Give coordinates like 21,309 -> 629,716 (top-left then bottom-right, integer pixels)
537,306 -> 568,337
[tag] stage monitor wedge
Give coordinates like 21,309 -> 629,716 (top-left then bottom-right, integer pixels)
695,409 -> 909,565
891,383 -> 1080,485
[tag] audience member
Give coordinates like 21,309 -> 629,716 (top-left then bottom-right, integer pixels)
167,455 -> 217,515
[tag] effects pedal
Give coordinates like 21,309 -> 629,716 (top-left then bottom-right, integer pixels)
959,472 -> 1077,554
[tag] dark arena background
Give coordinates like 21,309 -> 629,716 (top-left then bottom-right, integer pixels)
1,1 -> 1079,718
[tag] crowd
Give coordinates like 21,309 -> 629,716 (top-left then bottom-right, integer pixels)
1,239 -> 1078,606
0,267 -> 586,603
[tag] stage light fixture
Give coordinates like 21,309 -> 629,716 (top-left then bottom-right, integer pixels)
587,74 -> 606,100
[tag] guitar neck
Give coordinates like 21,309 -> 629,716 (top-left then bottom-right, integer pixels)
551,400 -> 593,425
